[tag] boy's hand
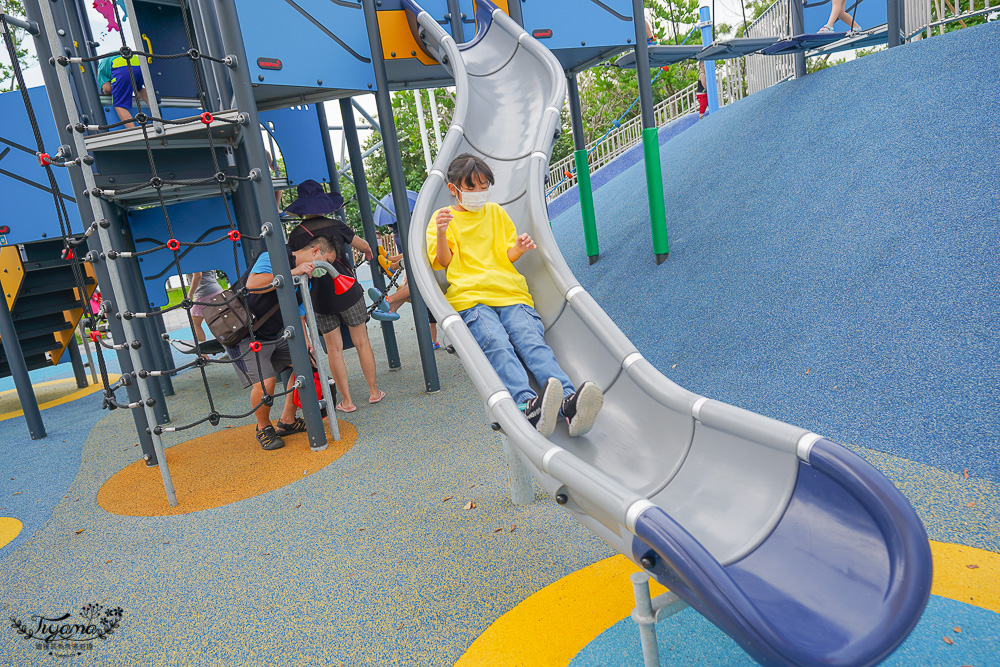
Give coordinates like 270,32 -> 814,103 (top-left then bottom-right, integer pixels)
514,233 -> 536,253
291,262 -> 315,277
436,209 -> 453,233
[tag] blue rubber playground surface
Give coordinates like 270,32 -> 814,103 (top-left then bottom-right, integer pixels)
1,21 -> 998,666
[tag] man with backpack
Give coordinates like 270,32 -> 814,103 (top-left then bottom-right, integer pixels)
229,234 -> 337,451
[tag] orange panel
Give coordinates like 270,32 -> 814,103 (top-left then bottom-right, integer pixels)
378,2 -> 513,67
0,246 -> 24,313
378,10 -> 438,66
51,263 -> 97,366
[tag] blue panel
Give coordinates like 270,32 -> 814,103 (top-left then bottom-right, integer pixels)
260,105 -> 329,187
518,0 -> 635,52
803,0 -> 888,32
133,0 -> 199,99
629,439 -> 932,666
237,0 -> 375,92
128,198 -> 248,307
0,87 -> 82,245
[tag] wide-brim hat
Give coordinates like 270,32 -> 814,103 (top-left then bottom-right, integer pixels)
284,179 -> 344,216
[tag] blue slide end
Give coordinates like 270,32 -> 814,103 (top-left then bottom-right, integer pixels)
630,439 -> 933,666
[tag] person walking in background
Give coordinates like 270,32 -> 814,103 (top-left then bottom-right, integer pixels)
189,271 -> 225,359
696,61 -> 709,119
818,0 -> 862,33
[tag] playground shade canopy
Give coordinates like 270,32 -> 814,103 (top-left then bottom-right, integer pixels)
403,0 -> 934,664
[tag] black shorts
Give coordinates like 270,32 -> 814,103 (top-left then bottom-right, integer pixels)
230,337 -> 292,389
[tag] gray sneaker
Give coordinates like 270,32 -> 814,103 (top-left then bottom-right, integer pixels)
562,382 -> 604,437
521,377 -> 562,438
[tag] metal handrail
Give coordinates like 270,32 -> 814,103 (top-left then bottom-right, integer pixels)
293,260 -> 343,442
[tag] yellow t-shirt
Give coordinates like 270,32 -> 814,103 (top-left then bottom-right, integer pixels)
426,202 -> 534,312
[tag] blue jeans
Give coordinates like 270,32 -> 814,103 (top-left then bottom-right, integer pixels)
460,303 -> 574,405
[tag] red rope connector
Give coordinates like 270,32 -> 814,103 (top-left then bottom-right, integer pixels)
61,248 -> 75,260
249,341 -> 262,353
166,239 -> 181,251
228,229 -> 241,242
200,111 -> 214,125
90,331 -> 101,343
564,171 -> 573,179
37,152 -> 51,167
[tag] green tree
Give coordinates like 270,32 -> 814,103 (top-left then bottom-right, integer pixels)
354,88 -> 454,236
0,0 -> 33,92
551,0 -> 702,159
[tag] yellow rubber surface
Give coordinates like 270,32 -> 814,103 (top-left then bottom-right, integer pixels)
0,374 -> 120,422
97,419 -> 356,516
0,517 -> 22,550
457,541 -> 1000,666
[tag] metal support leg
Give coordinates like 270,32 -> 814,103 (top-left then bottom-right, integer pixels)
631,0 -> 670,264
296,271 -> 340,442
567,73 -> 599,264
630,571 -> 691,667
500,434 -> 534,505
78,320 -> 98,384
28,0 -> 176,504
0,293 -> 45,439
66,334 -> 88,389
790,0 -> 807,78
631,573 -> 661,667
361,0 -> 440,392
216,0 -> 327,451
338,97 -> 400,370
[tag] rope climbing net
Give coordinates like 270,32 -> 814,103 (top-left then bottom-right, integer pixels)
4,0 -> 330,505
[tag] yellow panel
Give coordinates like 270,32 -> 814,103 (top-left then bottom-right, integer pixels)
0,245 -> 24,313
51,262 -> 98,366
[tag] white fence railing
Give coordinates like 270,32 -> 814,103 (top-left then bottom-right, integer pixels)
745,0 -> 795,95
746,0 -> 996,95
547,83 -> 699,201
715,57 -> 748,106
907,0 -> 999,38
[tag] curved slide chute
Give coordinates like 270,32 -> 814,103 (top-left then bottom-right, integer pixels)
401,1 -> 932,664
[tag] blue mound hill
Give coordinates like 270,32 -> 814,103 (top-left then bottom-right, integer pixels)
549,21 -> 1000,484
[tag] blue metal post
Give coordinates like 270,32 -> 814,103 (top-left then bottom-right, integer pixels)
698,7 -> 720,114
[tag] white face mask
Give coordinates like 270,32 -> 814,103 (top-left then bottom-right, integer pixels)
458,187 -> 490,212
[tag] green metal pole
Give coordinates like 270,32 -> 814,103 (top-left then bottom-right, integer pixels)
632,0 -> 669,263
642,128 -> 668,258
567,73 -> 599,264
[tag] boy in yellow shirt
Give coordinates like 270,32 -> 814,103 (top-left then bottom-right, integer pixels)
428,154 -> 603,437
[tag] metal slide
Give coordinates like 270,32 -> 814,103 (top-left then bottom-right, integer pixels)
402,1 -> 933,664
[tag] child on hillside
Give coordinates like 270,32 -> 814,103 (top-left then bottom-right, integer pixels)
427,154 -> 603,438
